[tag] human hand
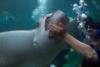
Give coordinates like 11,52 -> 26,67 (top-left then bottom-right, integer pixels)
48,22 -> 66,37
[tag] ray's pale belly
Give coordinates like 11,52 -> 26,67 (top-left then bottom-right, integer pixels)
31,29 -> 64,65
0,30 -> 64,67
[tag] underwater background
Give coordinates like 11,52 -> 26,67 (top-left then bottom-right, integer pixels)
0,0 -> 99,32
0,0 -> 99,67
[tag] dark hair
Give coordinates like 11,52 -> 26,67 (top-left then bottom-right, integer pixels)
85,16 -> 100,39
85,16 -> 100,29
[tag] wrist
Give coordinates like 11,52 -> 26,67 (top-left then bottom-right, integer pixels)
59,29 -> 67,38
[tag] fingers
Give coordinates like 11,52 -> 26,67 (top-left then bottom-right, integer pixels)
57,22 -> 65,28
48,23 -> 59,32
48,22 -> 64,32
48,25 -> 60,32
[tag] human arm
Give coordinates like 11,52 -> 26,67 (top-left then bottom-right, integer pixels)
64,33 -> 98,60
48,23 -> 98,60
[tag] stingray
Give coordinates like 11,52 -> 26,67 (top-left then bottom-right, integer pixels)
0,10 -> 68,67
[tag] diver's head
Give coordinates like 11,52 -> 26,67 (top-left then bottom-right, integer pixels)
82,16 -> 100,48
86,26 -> 100,48
85,16 -> 100,31
45,10 -> 69,30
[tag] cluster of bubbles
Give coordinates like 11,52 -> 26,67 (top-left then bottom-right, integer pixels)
32,0 -> 48,21
72,0 -> 88,35
72,0 -> 93,42
72,0 -> 87,16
